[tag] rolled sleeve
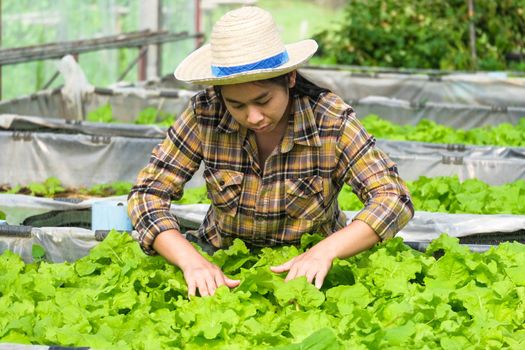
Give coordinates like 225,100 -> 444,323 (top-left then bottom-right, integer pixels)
349,146 -> 414,240
128,105 -> 203,254
336,115 -> 414,240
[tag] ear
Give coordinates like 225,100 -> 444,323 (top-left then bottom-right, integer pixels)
288,70 -> 297,88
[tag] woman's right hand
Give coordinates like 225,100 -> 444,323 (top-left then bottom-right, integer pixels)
180,254 -> 240,297
152,229 -> 240,297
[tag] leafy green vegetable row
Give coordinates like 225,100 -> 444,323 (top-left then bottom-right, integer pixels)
340,176 -> 525,215
0,177 -> 132,198
1,231 -> 524,349
86,104 -> 175,127
362,115 -> 525,147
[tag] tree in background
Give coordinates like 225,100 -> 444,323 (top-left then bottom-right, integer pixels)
313,0 -> 525,71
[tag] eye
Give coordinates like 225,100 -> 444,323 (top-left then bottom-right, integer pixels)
255,99 -> 270,106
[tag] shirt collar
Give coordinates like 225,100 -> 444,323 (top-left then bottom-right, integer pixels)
215,109 -> 240,134
281,94 -> 321,153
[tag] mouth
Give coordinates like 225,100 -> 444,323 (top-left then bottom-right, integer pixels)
253,124 -> 271,133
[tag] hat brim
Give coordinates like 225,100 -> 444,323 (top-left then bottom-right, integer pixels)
174,39 -> 318,85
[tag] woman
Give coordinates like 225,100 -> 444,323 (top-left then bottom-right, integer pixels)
128,6 -> 413,297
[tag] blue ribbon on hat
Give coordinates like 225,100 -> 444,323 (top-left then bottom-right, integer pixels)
211,50 -> 289,77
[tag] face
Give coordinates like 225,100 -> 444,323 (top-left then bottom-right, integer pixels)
220,72 -> 296,134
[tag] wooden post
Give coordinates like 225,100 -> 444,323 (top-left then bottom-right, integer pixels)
156,1 -> 162,77
467,0 -> 477,70
138,45 -> 148,81
139,0 -> 162,80
195,0 -> 203,48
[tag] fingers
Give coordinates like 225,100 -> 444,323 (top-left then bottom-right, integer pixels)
185,268 -> 239,298
270,257 -> 303,282
214,272 -> 227,290
270,258 -> 294,273
197,273 -> 239,296
181,251 -> 242,298
225,278 -> 241,288
305,269 -> 317,285
187,280 -> 197,298
213,274 -> 241,289
184,270 -> 212,297
284,265 -> 299,282
272,253 -> 331,289
286,266 -> 328,288
196,277 -> 211,297
199,270 -> 223,297
314,269 -> 328,289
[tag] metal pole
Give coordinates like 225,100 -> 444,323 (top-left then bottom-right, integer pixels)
156,0 -> 162,77
42,70 -> 60,90
467,0 -> 477,70
195,0 -> 202,48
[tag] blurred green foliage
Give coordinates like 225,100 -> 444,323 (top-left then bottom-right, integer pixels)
313,0 -> 525,71
85,104 -> 175,126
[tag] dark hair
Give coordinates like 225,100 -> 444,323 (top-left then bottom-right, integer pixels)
294,72 -> 331,99
213,71 -> 330,101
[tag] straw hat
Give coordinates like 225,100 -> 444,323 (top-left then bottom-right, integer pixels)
174,6 -> 318,85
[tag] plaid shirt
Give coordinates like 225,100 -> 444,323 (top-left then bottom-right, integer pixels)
128,87 -> 414,255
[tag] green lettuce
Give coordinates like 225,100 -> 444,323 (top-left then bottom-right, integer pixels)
1,232 -> 524,349
361,114 -> 525,147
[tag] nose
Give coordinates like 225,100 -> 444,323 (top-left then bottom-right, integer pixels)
246,106 -> 264,125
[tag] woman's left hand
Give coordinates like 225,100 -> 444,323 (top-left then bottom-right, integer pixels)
270,220 -> 380,288
270,244 -> 336,289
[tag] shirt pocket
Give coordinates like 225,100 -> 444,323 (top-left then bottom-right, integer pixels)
285,175 -> 325,221
204,168 -> 244,217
